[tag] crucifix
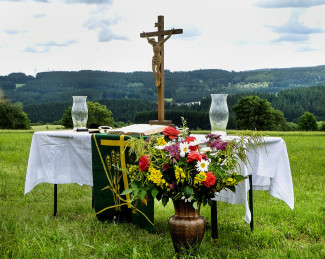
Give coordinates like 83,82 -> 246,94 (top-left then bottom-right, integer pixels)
140,15 -> 183,125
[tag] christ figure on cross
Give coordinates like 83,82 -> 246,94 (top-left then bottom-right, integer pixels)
144,29 -> 174,88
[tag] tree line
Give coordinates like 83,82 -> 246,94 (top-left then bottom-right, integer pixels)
20,85 -> 325,125
1,66 -> 325,106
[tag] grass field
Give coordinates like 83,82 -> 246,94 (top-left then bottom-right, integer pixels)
0,129 -> 324,258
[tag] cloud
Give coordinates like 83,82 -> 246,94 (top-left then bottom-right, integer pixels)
84,16 -> 129,42
256,0 -> 325,8
295,45 -> 318,52
23,39 -> 77,53
267,9 -> 324,43
33,13 -> 46,18
273,34 -> 310,43
38,39 -> 78,47
97,28 -> 128,42
268,12 -> 324,35
4,29 -> 27,35
23,46 -> 50,53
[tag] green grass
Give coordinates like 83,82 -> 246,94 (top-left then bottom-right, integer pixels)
0,130 -> 324,258
31,125 -> 66,131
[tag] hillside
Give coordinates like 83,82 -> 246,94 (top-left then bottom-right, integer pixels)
1,66 -> 325,105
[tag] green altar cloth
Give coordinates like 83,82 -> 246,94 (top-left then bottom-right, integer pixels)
91,134 -> 154,232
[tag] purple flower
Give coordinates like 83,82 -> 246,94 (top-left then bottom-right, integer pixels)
210,139 -> 228,150
201,154 -> 209,160
164,142 -> 180,161
209,139 -> 221,148
210,140 -> 228,150
206,134 -> 221,142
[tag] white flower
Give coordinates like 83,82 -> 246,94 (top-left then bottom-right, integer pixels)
195,159 -> 210,172
155,145 -> 165,150
221,158 -> 228,166
200,147 -> 212,153
179,142 -> 190,157
181,196 -> 192,203
155,141 -> 173,150
189,140 -> 201,146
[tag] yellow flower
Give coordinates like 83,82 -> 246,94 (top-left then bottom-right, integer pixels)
194,172 -> 207,186
175,166 -> 186,184
157,137 -> 167,146
147,167 -> 165,188
128,165 -> 138,175
226,177 -> 236,186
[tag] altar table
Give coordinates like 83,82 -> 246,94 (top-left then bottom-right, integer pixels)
25,131 -> 294,235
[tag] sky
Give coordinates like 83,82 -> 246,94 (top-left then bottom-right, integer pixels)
0,0 -> 325,76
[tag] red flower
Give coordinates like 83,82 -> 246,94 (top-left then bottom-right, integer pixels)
186,151 -> 202,162
139,155 -> 150,171
184,136 -> 196,143
204,172 -> 217,188
163,127 -> 180,140
189,145 -> 199,151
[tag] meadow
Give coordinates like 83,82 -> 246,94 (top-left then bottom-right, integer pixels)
0,128 -> 324,258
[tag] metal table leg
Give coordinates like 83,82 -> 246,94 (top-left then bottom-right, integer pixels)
54,184 -> 57,216
211,200 -> 218,239
249,175 -> 253,231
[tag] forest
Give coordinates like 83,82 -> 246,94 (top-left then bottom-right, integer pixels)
1,65 -> 325,105
0,66 -> 324,128
17,85 -> 325,128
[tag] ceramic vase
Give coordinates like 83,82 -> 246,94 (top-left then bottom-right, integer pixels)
168,200 -> 206,253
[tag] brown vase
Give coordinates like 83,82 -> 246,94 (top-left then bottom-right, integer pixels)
168,200 -> 206,253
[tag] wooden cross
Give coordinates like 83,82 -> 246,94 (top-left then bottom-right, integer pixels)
140,15 -> 183,125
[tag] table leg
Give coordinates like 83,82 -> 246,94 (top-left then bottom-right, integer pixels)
249,175 -> 253,231
54,184 -> 57,216
211,200 -> 218,239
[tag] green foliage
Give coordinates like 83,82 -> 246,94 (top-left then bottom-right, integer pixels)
297,112 -> 318,131
319,121 -> 325,131
233,96 -> 287,131
285,121 -> 299,131
61,101 -> 115,128
134,109 -> 210,130
0,99 -> 31,129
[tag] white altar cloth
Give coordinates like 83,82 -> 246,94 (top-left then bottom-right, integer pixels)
24,131 -> 93,194
192,135 -> 294,223
25,131 -> 294,224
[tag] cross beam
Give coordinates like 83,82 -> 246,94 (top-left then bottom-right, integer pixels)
140,16 -> 183,125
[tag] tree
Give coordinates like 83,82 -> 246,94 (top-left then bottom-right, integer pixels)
0,99 -> 31,129
297,112 -> 318,131
233,96 -> 287,131
61,101 -> 115,128
319,121 -> 325,131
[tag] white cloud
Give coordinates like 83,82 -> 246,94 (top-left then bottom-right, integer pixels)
255,0 -> 325,8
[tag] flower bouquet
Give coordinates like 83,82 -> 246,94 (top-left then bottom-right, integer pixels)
122,121 -> 263,252
123,125 -> 249,208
